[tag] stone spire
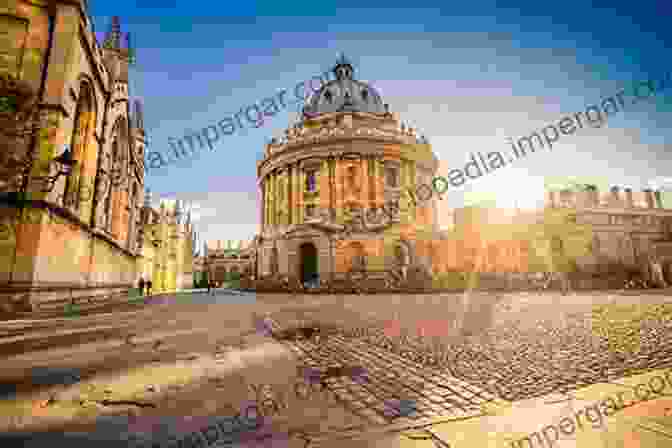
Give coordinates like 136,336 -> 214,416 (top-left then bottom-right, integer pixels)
103,16 -> 122,50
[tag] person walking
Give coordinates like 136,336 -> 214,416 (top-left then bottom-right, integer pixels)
138,277 -> 145,296
146,279 -> 153,296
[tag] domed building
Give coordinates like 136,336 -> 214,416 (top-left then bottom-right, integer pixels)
255,55 -> 440,289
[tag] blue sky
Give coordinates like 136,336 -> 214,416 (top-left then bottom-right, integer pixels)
89,0 -> 671,243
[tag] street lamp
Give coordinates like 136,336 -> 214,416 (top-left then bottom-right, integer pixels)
3,146 -> 78,289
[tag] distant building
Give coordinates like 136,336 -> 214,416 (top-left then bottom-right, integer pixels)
545,187 -> 672,277
138,195 -> 194,293
201,239 -> 256,284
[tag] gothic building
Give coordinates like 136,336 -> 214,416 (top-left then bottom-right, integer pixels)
545,187 -> 672,281
138,196 -> 195,293
200,239 -> 256,284
255,55 -> 440,288
0,2 -> 146,311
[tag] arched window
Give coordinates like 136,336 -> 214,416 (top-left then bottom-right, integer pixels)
64,81 -> 96,211
102,135 -> 118,230
128,183 -> 137,250
107,119 -> 128,236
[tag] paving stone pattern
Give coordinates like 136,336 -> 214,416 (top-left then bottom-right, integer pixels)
334,300 -> 672,404
268,318 -> 495,432
265,297 -> 672,429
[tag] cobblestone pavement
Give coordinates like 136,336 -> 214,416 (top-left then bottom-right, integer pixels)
1,291 -> 672,446
253,291 -> 672,442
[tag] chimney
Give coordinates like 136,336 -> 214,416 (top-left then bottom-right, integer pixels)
644,189 -> 656,208
624,188 -> 633,208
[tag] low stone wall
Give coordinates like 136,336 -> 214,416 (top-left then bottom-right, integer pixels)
0,282 -> 133,313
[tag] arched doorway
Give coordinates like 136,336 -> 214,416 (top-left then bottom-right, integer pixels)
299,242 -> 318,285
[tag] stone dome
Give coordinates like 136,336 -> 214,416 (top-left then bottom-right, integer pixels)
303,54 -> 386,117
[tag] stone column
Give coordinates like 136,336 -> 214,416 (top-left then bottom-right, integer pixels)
259,179 -> 265,232
321,159 -> 330,212
334,158 -> 344,222
270,171 -> 276,227
287,164 -> 294,225
297,163 -> 304,224
264,177 -> 270,230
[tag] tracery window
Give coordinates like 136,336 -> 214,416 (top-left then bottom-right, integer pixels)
103,136 -> 118,229
64,82 -> 95,211
107,119 -> 129,236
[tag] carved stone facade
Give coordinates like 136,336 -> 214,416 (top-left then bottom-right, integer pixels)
255,56 -> 440,290
199,239 -> 256,284
0,2 -> 146,311
249,57 -> 672,293
545,188 -> 672,284
138,197 -> 195,293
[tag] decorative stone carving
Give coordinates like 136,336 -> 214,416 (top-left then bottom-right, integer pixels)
94,168 -> 111,229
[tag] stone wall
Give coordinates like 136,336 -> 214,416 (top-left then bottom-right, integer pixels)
0,205 -> 138,311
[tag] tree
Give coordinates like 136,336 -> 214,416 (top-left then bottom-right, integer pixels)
0,74 -> 44,193
526,207 -> 593,275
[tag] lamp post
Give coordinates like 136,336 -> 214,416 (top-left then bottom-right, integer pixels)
6,146 -> 78,288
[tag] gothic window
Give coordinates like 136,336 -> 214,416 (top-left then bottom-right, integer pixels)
305,170 -> 317,192
64,82 -> 96,210
324,90 -> 332,103
127,183 -> 137,250
103,136 -> 118,228
108,119 -> 128,236
361,89 -> 368,102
